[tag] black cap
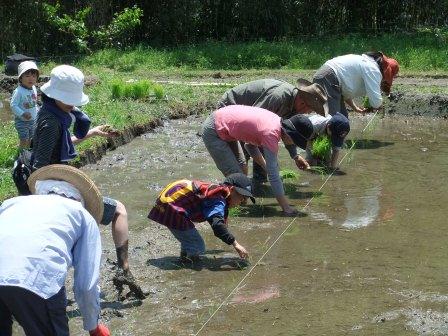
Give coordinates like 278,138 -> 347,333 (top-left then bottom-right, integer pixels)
328,113 -> 350,148
281,115 -> 313,149
223,173 -> 255,203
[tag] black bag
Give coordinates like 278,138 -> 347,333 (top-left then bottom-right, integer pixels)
4,54 -> 36,76
12,149 -> 33,195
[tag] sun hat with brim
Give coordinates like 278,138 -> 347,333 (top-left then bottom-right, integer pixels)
41,65 -> 89,106
296,78 -> 329,117
281,114 -> 314,150
328,113 -> 350,148
223,173 -> 255,204
18,61 -> 39,79
28,164 -> 103,222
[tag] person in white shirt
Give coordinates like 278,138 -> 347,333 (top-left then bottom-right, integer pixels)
306,112 -> 350,169
313,52 -> 399,118
10,61 -> 39,149
0,164 -> 110,336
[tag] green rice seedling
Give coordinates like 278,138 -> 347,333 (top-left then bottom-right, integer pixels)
111,81 -> 124,99
153,84 -> 165,100
362,96 -> 371,109
312,135 -> 332,160
229,206 -> 242,217
279,169 -> 298,181
131,81 -> 149,99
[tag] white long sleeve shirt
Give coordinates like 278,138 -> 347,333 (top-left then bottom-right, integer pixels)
0,195 -> 101,331
326,54 -> 383,108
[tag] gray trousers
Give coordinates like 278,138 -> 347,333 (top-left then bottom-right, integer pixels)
313,65 -> 348,118
201,113 -> 245,176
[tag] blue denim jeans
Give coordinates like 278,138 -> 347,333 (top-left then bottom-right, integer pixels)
169,227 -> 206,256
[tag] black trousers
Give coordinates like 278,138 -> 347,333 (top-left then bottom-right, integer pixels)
0,286 -> 69,336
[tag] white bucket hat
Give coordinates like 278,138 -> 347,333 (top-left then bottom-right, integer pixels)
41,65 -> 89,106
18,61 -> 39,78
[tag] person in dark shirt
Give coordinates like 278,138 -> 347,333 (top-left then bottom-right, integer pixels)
31,64 -> 144,299
148,173 -> 255,262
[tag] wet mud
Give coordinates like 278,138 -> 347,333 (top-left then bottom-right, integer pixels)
11,113 -> 448,336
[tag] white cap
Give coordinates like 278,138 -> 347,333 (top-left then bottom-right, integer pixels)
41,65 -> 89,106
18,61 -> 39,78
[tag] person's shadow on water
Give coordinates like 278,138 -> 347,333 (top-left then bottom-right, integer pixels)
146,253 -> 251,272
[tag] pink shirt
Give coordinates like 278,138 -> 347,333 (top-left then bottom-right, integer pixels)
214,105 -> 282,153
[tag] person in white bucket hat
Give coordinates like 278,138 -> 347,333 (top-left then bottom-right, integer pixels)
31,65 -> 145,299
0,165 -> 110,336
10,60 -> 40,149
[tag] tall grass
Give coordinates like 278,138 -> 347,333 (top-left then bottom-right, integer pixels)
0,122 -> 18,168
81,32 -> 448,72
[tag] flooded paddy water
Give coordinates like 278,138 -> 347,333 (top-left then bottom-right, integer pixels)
13,113 -> 448,335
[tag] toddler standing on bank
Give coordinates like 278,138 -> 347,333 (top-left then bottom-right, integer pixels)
10,61 -> 39,149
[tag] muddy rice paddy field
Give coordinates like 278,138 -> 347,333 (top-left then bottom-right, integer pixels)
7,76 -> 448,336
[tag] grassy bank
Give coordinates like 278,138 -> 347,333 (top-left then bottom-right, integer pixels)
80,33 -> 448,74
1,32 -> 447,200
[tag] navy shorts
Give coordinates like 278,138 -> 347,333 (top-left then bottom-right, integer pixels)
0,286 -> 68,336
101,196 -> 117,225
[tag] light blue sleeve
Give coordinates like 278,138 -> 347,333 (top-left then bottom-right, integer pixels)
10,88 -> 26,118
202,198 -> 226,220
263,147 -> 285,197
72,214 -> 102,331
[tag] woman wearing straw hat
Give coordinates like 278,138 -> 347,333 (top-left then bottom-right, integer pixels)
313,51 -> 399,118
31,65 -> 144,299
217,78 -> 329,189
0,165 -> 110,336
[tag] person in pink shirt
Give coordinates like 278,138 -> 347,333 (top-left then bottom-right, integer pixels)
201,105 -> 313,216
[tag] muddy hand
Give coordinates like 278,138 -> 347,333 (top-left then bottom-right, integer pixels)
113,269 -> 146,300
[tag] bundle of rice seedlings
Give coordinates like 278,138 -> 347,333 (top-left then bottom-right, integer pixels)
279,169 -> 299,181
311,135 -> 331,160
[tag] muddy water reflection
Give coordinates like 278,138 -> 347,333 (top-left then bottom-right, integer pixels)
81,115 -> 448,336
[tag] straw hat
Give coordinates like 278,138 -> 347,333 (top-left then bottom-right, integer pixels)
41,65 -> 89,106
296,78 -> 329,116
28,164 -> 103,222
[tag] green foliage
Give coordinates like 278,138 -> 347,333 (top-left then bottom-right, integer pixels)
312,135 -> 332,160
41,3 -> 143,53
92,6 -> 143,48
42,3 -> 91,52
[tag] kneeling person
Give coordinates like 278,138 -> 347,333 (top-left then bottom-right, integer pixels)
0,165 -> 109,336
148,173 -> 254,261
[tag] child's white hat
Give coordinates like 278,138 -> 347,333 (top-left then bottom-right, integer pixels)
41,65 -> 89,106
18,61 -> 39,78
